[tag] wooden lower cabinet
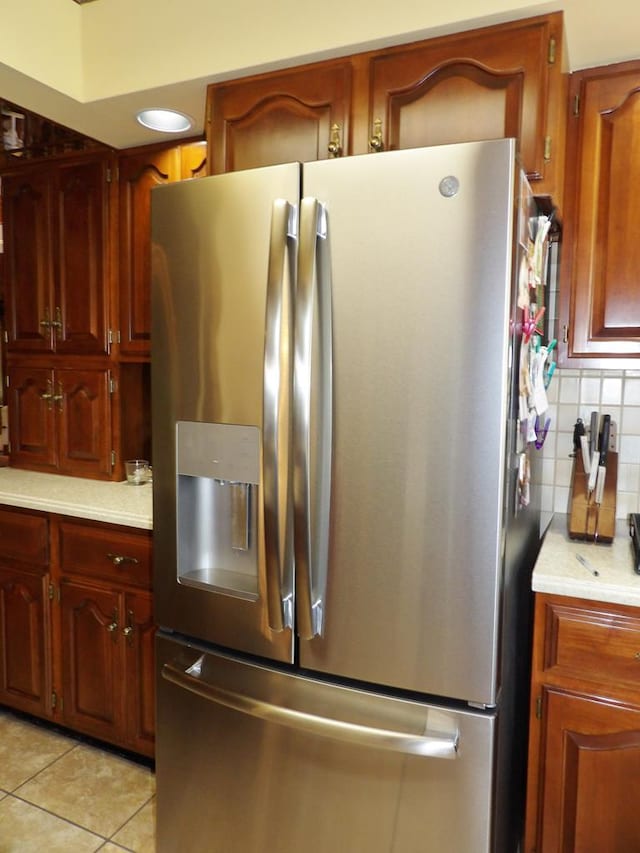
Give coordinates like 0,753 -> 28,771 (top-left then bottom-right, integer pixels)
525,593 -> 640,852
59,580 -> 155,756
0,507 -> 154,758
0,507 -> 51,717
0,566 -> 51,717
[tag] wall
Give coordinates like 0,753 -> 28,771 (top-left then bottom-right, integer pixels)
540,260 -> 640,521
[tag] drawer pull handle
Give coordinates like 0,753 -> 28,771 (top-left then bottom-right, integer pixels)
635,652 -> 640,660
107,552 -> 139,567
122,626 -> 134,637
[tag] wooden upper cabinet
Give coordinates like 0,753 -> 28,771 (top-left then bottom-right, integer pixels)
2,169 -> 53,353
53,158 -> 110,355
118,145 -> 182,357
207,59 -> 354,174
3,154 -> 112,356
204,13 -> 566,202
559,60 -> 640,366
366,13 -> 566,200
6,364 -> 113,479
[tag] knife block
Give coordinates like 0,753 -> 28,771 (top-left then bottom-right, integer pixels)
568,451 -> 617,542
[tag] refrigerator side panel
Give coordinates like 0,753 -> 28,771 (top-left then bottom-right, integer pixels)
300,142 -> 517,705
156,634 -> 496,853
151,164 -> 299,662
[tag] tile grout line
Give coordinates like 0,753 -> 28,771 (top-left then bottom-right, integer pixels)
3,791 -> 107,845
107,791 -> 156,842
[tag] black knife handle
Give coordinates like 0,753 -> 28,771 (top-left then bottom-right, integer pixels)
599,415 -> 611,465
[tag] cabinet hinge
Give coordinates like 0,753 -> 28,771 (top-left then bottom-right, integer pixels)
548,36 -> 556,65
543,136 -> 552,163
111,450 -> 117,469
49,583 -> 55,601
3,330 -> 7,344
573,94 -> 580,116
106,166 -> 115,183
536,695 -> 543,720
109,377 -> 117,395
51,691 -> 57,710
562,324 -> 569,344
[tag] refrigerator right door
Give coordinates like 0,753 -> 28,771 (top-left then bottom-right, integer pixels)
156,634 -> 496,853
298,142 -> 519,706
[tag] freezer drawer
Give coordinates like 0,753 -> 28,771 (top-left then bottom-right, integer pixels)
156,634 -> 497,853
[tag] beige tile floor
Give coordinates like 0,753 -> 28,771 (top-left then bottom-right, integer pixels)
0,708 -> 155,852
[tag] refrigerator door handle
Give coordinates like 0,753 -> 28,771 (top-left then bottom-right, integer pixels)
294,198 -> 333,639
263,199 -> 296,631
162,658 -> 460,759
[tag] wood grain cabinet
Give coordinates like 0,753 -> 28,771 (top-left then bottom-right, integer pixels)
559,60 -> 640,366
207,59 -> 353,174
0,509 -> 154,757
6,364 -> 113,479
365,12 -> 566,202
57,519 -> 155,757
525,593 -> 640,852
117,139 -> 208,360
2,154 -> 112,356
0,507 -> 51,718
205,13 -> 566,202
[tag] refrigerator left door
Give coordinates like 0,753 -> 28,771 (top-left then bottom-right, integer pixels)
156,633 -> 496,853
151,163 -> 300,663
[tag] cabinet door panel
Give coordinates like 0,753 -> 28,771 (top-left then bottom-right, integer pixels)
56,368 -> 112,478
119,147 -> 181,357
123,591 -> 155,756
60,580 -> 122,739
6,366 -> 57,471
0,567 -> 50,716
368,14 -> 559,188
2,170 -> 54,353
0,507 -> 49,567
208,60 -> 352,173
53,159 -> 109,355
540,689 -> 640,852
561,63 -> 640,363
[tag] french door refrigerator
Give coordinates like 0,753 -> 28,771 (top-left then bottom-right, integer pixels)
151,139 -> 541,853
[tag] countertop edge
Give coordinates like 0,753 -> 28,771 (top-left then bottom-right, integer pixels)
532,513 -> 640,607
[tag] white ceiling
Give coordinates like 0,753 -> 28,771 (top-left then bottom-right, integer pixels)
2,0 -> 639,150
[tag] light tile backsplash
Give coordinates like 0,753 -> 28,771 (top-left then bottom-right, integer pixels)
540,368 -> 640,520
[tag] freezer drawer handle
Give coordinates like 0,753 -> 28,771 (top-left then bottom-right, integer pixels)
162,659 -> 459,759
263,198 -> 296,632
294,198 -> 333,640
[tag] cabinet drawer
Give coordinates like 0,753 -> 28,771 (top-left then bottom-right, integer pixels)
0,508 -> 49,567
544,599 -> 640,690
59,521 -> 152,588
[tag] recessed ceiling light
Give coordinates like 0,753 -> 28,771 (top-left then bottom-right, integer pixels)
136,108 -> 193,133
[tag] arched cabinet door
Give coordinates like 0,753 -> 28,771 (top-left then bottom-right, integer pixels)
367,12 -> 565,196
207,59 -> 353,174
559,60 -> 640,366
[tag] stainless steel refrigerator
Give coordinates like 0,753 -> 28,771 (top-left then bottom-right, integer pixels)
151,139 -> 541,853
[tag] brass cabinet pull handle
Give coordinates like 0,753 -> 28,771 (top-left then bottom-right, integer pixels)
40,307 -> 52,329
369,118 -> 384,152
327,123 -> 342,158
123,610 -> 135,645
107,552 -> 139,566
52,306 -> 63,340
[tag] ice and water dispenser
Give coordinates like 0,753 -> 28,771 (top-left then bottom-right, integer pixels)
176,421 -> 260,599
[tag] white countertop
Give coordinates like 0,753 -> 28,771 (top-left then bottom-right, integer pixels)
0,468 -> 153,530
533,513 -> 640,607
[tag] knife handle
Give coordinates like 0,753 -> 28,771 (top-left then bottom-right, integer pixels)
599,415 -> 611,465
594,465 -> 606,505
